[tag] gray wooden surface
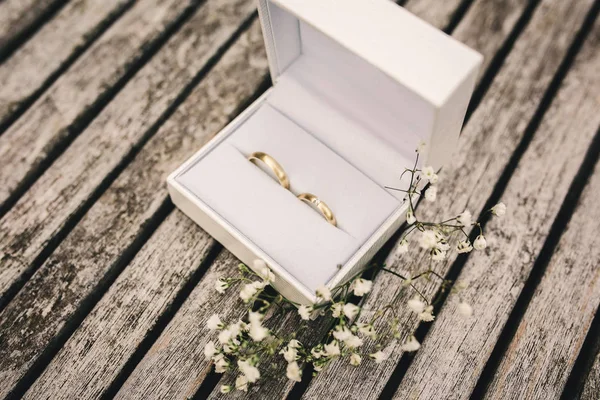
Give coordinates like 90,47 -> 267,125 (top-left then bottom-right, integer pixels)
0,0 -> 599,399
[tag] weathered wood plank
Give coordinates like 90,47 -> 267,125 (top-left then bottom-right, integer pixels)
0,1 -> 259,397
0,0 -> 255,303
302,0 -> 597,398
0,0 -> 65,59
583,350 -> 600,399
404,0 -> 463,32
120,1 -> 533,398
19,19 -> 266,399
395,13 -> 600,400
0,0 -> 133,130
0,0 -> 195,212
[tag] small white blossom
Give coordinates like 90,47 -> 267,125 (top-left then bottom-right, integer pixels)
356,323 -> 377,340
316,285 -> 332,301
457,240 -> 473,253
286,361 -> 302,382
406,210 -> 416,225
331,302 -> 344,318
425,186 -> 437,202
407,297 -> 426,314
215,278 -> 229,294
249,323 -> 269,342
207,314 -> 223,330
288,339 -> 301,348
313,364 -> 324,372
458,210 -> 472,227
422,166 -> 436,181
311,347 -> 324,359
298,305 -> 312,320
248,311 -> 263,326
457,301 -> 473,317
235,375 -> 248,391
401,336 -> 421,352
238,360 -> 260,383
220,385 -> 232,393
324,341 -> 341,357
491,202 -> 506,217
350,353 -> 362,366
418,305 -> 435,322
280,345 -> 298,363
417,141 -> 427,153
239,281 -> 266,302
218,328 -> 233,345
253,259 -> 275,282
344,334 -> 363,348
419,230 -> 438,250
370,350 -> 388,363
343,303 -> 360,319
352,279 -> 373,296
204,341 -> 217,359
473,235 -> 487,250
213,354 -> 229,373
397,239 -> 409,254
430,173 -> 439,184
431,248 -> 447,261
332,326 -> 352,341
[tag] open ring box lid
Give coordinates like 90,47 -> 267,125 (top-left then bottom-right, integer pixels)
167,0 -> 483,305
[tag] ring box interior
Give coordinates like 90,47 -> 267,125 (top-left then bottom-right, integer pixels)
167,0 -> 483,305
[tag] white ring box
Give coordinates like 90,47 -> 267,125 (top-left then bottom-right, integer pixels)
167,0 -> 483,305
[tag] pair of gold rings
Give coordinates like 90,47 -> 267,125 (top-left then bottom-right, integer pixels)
248,152 -> 337,227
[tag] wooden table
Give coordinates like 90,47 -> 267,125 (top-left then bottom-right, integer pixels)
0,0 -> 599,398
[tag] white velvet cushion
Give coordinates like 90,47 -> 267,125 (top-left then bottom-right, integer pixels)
177,104 -> 400,290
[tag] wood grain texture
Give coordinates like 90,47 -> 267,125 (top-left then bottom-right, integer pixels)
0,0 -> 64,54
0,0 -> 194,210
582,351 -> 600,399
0,0 -> 255,301
115,250 -> 247,399
24,213 -> 216,400
404,0 -> 463,32
19,19 -> 266,399
484,157 -> 600,398
395,14 -> 600,400
0,0 -> 133,128
302,0 -> 597,398
0,1 -> 259,397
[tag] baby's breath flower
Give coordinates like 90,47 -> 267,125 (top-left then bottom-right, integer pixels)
344,334 -> 363,348
316,285 -> 332,301
350,353 -> 362,366
407,297 -> 426,314
248,311 -> 263,326
431,248 -> 447,261
280,345 -> 298,363
215,278 -> 229,294
422,166 -> 435,181
343,303 -> 360,319
419,230 -> 438,250
473,235 -> 487,250
249,323 -> 269,342
352,279 -> 373,296
286,361 -> 302,382
457,240 -> 473,253
239,281 -> 267,302
324,341 -> 341,357
425,186 -> 437,202
418,305 -> 435,322
298,305 -> 312,320
311,346 -> 324,359
204,341 -> 217,358
218,329 -> 233,345
331,302 -> 344,318
235,375 -> 248,391
220,385 -> 232,393
491,202 -> 506,217
457,301 -> 473,317
332,326 -> 352,341
401,336 -> 421,352
238,360 -> 260,383
207,314 -> 223,330
288,339 -> 301,348
369,350 -> 389,363
406,210 -> 416,225
458,210 -> 472,227
356,323 -> 377,340
397,239 -> 409,254
253,259 -> 275,282
213,354 -> 230,373
417,141 -> 427,154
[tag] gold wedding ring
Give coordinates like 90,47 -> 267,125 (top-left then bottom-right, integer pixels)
248,152 -> 290,189
298,193 -> 337,226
